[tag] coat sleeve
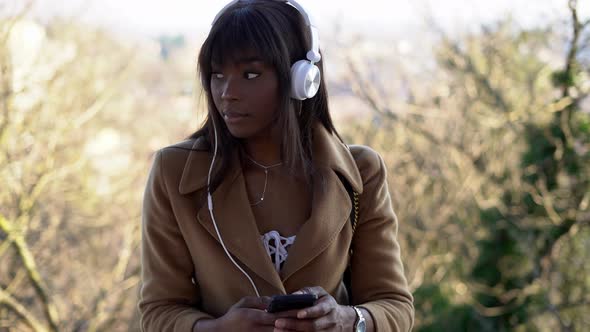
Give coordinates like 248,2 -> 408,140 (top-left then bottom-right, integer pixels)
139,150 -> 213,332
350,146 -> 414,332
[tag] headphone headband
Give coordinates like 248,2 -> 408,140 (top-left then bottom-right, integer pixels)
211,0 -> 321,63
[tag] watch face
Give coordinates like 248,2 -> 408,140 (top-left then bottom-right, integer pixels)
356,320 -> 366,332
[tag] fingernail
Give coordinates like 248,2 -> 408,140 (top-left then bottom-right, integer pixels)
275,319 -> 285,328
292,291 -> 303,294
298,311 -> 307,319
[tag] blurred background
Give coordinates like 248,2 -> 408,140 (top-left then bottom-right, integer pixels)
0,0 -> 589,331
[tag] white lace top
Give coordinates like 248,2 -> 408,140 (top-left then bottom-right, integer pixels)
260,230 -> 296,273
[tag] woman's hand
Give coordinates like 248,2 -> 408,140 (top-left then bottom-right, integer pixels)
195,296 -> 276,332
272,286 -> 356,332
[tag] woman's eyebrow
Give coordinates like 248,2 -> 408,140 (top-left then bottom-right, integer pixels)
236,56 -> 264,64
210,56 -> 264,68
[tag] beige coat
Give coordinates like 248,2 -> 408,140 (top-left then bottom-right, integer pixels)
139,124 -> 414,331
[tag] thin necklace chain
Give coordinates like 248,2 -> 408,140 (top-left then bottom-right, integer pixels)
245,154 -> 283,206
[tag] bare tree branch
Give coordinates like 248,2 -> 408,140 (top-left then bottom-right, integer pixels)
0,215 -> 60,332
346,57 -> 506,186
0,286 -> 46,332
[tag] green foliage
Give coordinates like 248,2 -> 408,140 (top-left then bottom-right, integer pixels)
551,70 -> 576,87
521,124 -> 559,189
413,10 -> 590,331
414,284 -> 494,332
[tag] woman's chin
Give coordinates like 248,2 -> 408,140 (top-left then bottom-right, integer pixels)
226,127 -> 252,139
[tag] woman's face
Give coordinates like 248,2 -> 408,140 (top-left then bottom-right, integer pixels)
210,52 -> 281,140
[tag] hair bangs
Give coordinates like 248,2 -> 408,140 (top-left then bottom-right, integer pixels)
209,7 -> 282,68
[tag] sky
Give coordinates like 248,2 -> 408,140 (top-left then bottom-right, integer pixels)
22,0 -> 590,38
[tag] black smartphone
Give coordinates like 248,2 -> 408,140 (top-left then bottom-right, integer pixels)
266,294 -> 318,313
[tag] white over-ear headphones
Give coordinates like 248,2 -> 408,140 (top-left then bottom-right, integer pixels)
211,0 -> 322,100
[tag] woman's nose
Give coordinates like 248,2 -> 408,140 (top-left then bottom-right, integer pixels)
221,76 -> 239,101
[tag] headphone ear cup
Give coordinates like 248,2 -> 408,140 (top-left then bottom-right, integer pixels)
290,60 -> 321,100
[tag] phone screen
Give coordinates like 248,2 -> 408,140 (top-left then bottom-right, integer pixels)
266,294 -> 318,313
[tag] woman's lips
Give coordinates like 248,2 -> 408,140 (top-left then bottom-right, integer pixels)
222,111 -> 249,124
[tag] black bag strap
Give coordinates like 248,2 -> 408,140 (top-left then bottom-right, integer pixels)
337,173 -> 360,241
339,145 -> 361,303
346,187 -> 360,253
339,173 -> 359,303
342,145 -> 360,238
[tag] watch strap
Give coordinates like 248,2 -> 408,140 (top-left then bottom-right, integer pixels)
352,306 -> 365,331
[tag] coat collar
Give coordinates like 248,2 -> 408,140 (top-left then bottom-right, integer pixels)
177,123 -> 364,294
178,137 -> 216,195
311,123 -> 363,194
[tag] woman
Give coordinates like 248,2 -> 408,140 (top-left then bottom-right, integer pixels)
138,1 -> 414,331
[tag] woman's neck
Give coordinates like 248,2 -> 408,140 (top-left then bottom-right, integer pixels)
242,137 -> 281,166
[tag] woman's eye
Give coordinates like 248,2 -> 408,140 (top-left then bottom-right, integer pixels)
245,72 -> 260,79
212,73 -> 224,79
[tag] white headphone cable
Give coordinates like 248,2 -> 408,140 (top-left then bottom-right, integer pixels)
207,118 -> 261,297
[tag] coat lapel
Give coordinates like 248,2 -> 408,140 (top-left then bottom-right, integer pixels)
279,167 -> 352,282
178,138 -> 285,293
280,124 -> 364,282
195,165 -> 285,294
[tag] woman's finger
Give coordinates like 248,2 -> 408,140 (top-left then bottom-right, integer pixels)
294,286 -> 328,298
243,309 -> 277,326
275,316 -> 332,331
272,309 -> 301,319
296,296 -> 335,319
234,296 -> 272,310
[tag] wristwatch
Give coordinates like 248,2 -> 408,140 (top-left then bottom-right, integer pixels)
352,306 -> 366,332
